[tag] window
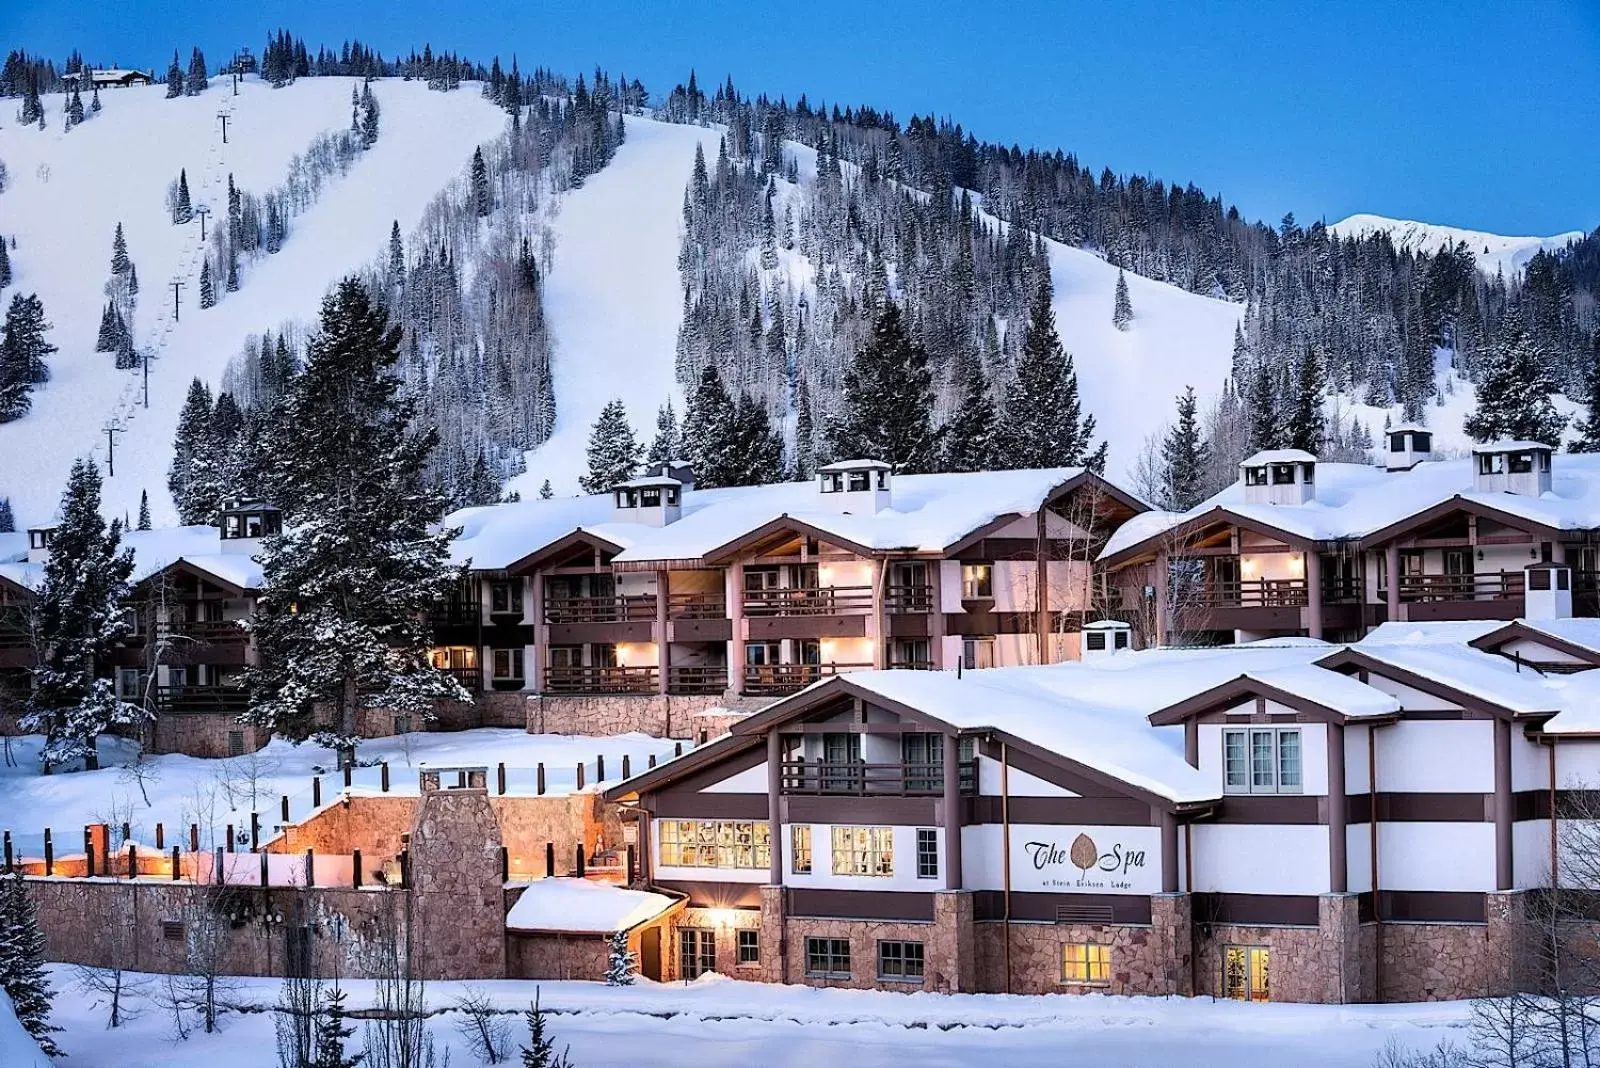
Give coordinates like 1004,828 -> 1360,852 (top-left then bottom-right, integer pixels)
831,826 -> 893,877
1413,432 -> 1432,453
1269,463 -> 1296,485
489,580 -> 519,616
1062,942 -> 1111,986
805,937 -> 851,979
492,648 -> 525,680
640,487 -> 662,507
961,564 -> 993,599
1114,629 -> 1130,650
226,730 -> 246,757
431,645 -> 478,671
1223,946 -> 1270,1001
791,825 -> 812,874
658,820 -> 772,869
1299,462 -> 1315,484
737,929 -> 760,966
962,637 -> 995,670
847,471 -> 871,492
1223,728 -> 1302,794
1510,451 -> 1534,474
916,828 -> 939,879
1388,433 -> 1406,454
1243,466 -> 1268,486
878,940 -> 924,982
393,714 -> 413,735
679,928 -> 716,979
820,471 -> 844,493
117,668 -> 143,700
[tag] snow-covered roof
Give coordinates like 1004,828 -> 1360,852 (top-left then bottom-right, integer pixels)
0,525 -> 262,593
1338,640 -> 1559,716
1387,423 -> 1430,435
1102,453 -> 1600,562
1240,449 -> 1317,466
1493,617 -> 1600,656
505,877 -> 679,934
613,476 -> 682,489
1471,441 -> 1553,454
1239,665 -> 1401,718
1081,618 -> 1132,630
1360,620 -> 1506,647
449,467 -> 1116,570
818,458 -> 893,471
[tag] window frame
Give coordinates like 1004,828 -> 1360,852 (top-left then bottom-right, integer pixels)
1061,942 -> 1112,987
791,824 -> 812,875
736,928 -> 760,967
679,928 -> 717,979
915,828 -> 939,880
877,940 -> 925,982
962,636 -> 996,669
804,936 -> 852,979
1085,631 -> 1107,651
1222,726 -> 1303,794
491,647 -> 525,681
658,820 -> 772,870
830,825 -> 894,877
960,563 -> 994,600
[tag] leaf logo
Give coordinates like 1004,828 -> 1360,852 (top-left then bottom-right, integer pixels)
1069,833 -> 1098,872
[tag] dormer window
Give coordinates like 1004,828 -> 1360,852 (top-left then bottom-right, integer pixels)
28,528 -> 53,551
1244,466 -> 1268,487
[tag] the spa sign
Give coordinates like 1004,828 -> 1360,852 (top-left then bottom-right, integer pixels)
1012,828 -> 1159,894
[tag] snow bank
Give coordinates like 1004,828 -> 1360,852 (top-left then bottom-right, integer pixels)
0,991 -> 50,1068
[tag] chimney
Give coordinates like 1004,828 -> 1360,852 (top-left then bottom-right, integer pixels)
1239,450 -> 1317,506
612,476 -> 683,527
218,500 -> 283,554
1079,619 -> 1132,661
1384,424 -> 1434,472
1524,561 -> 1572,621
25,526 -> 55,566
1471,442 -> 1553,497
817,459 -> 893,515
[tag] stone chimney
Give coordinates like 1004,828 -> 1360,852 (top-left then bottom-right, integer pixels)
407,766 -> 506,979
818,459 -> 892,515
1239,450 -> 1317,506
1384,424 -> 1434,472
1472,442 -> 1553,497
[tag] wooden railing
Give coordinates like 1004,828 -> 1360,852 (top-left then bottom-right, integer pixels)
429,601 -> 480,627
1184,578 -> 1309,609
667,592 -> 726,620
743,662 -> 871,696
780,759 -> 978,796
158,619 -> 248,642
1321,577 -> 1365,604
0,607 -> 29,648
153,685 -> 250,714
887,659 -> 936,671
667,665 -> 728,694
743,586 -> 873,616
543,664 -> 658,694
884,584 -> 934,613
1398,572 -> 1524,603
438,666 -> 482,693
543,595 -> 657,624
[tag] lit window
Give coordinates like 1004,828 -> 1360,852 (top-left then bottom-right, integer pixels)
1222,727 -> 1302,794
831,826 -> 893,877
1062,943 -> 1111,986
791,825 -> 811,875
658,821 -> 771,869
878,940 -> 924,982
1224,945 -> 1270,1001
961,564 -> 993,599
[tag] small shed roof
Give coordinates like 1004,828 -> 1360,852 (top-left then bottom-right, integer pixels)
505,878 -> 679,935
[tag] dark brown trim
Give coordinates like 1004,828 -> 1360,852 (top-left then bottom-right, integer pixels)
1148,674 -> 1369,727
699,516 -> 876,565
1098,505 -> 1315,570
1469,622 -> 1600,667
972,891 -> 1152,925
134,558 -> 250,597
604,733 -> 763,802
1369,890 -> 1485,923
939,471 -> 1149,557
504,529 -> 626,576
784,795 -> 938,824
653,880 -> 765,910
1361,495 -> 1562,549
963,795 -> 1154,826
650,792 -> 769,820
1210,794 -> 1324,824
1193,893 -> 1319,927
787,889 -> 936,922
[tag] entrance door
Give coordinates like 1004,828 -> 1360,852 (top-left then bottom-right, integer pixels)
679,928 -> 715,979
1223,946 -> 1270,1001
639,927 -> 662,981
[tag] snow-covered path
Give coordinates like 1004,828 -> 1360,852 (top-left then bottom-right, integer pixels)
509,117 -> 723,496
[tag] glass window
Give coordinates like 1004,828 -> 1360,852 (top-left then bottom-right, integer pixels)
792,825 -> 811,875
963,637 -> 996,669
1224,946 -> 1270,1001
961,564 -> 993,599
1510,452 -> 1534,474
1277,731 -> 1302,790
1269,463 -> 1295,485
805,937 -> 851,979
737,929 -> 760,966
658,820 -> 772,870
1062,943 -> 1111,986
1300,462 -> 1315,484
1244,466 -> 1267,486
847,471 -> 871,492
1413,432 -> 1432,453
1250,730 -> 1275,789
489,581 -> 518,615
679,928 -> 716,979
492,648 -> 524,680
878,940 -> 924,982
916,828 -> 939,879
1224,727 -> 1302,794
831,826 -> 893,877
640,487 -> 662,507
1114,630 -> 1130,649
1388,434 -> 1406,454
1223,730 -> 1249,790
821,472 -> 843,493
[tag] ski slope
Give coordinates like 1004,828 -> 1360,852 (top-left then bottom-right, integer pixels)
1330,213 -> 1585,278
0,76 -> 505,528
507,116 -> 724,497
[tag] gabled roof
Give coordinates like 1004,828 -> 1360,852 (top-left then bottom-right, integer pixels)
1147,667 -> 1401,726
1241,449 -> 1317,466
1469,619 -> 1600,667
1315,645 -> 1559,720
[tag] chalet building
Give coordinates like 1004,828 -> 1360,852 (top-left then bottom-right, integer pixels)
61,68 -> 155,88
1100,438 -> 1600,647
604,608 -> 1600,1003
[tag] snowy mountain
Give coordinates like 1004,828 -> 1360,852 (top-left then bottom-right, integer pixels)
1329,213 -> 1585,278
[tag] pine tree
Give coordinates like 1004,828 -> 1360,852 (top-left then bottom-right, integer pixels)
244,279 -> 467,762
520,991 -> 571,1068
827,302 -> 938,472
605,931 -> 637,986
0,238 -> 11,289
387,220 -> 405,283
1572,332 -> 1600,453
1113,269 -> 1133,331
110,222 -> 130,275
0,292 -> 54,422
185,47 -> 208,96
198,259 -> 216,309
471,147 -> 492,217
359,81 -> 380,147
168,377 -> 215,523
137,489 -> 151,530
311,984 -> 361,1068
1247,358 -> 1281,452
646,401 -> 682,465
226,253 -> 239,293
165,50 -> 183,98
0,871 -> 61,1057
725,393 -> 784,486
1285,347 -> 1325,454
96,302 -> 119,351
127,262 -> 139,296
996,283 -> 1105,471
173,169 -> 193,224
1462,311 -> 1568,446
539,479 -> 553,499
20,458 -> 142,771
64,85 -> 84,130
580,398 -> 640,493
683,365 -> 738,488
0,497 -> 13,533
793,375 -> 816,480
1160,386 -> 1211,510
940,347 -> 996,472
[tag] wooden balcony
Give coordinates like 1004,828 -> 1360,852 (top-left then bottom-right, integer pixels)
158,619 -> 248,642
1187,578 -> 1309,609
666,665 -> 728,695
744,586 -> 872,617
543,595 -> 657,625
429,600 -> 481,628
1398,572 -> 1524,603
439,666 -> 482,694
543,664 -> 658,695
780,759 -> 978,796
743,662 -> 871,696
885,584 -> 934,613
667,592 -> 726,620
154,685 -> 250,714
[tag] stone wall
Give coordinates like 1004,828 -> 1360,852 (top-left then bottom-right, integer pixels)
406,782 -> 506,980
665,903 -> 768,983
148,715 -> 270,758
506,930 -> 611,981
268,796 -> 421,863
491,793 -> 610,877
525,693 -> 763,739
777,893 -> 975,993
1377,922 -> 1495,1002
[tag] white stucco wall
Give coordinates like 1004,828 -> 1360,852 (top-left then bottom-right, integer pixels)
1377,822 -> 1496,891
961,824 -> 1162,895
1514,819 -> 1553,890
700,761 -> 768,793
1377,720 -> 1494,792
975,755 -> 1076,796
786,822 -> 949,891
1190,824 -> 1330,895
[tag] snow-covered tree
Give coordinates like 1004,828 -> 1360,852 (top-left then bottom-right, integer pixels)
137,489 -> 151,530
1113,269 -> 1133,331
538,479 -> 553,500
519,991 -> 572,1068
165,50 -> 183,98
185,47 -> 208,96
997,283 -> 1105,471
171,168 -> 193,224
645,401 -> 681,465
110,222 -> 130,275
1246,358 -> 1281,452
940,346 -> 996,473
198,259 -> 216,309
1463,311 -> 1568,446
683,365 -> 737,488
0,497 -> 13,533
168,377 -> 217,523
1160,385 -> 1211,511
312,984 -> 360,1068
792,375 -> 816,481
0,238 -> 11,289
0,292 -> 55,423
725,392 -> 784,487
0,870 -> 61,1057
1284,347 -> 1325,454
359,81 -> 380,148
243,278 -> 467,763
1566,332 -> 1600,453
580,398 -> 640,493
827,302 -> 938,472
605,932 -> 637,986
471,147 -> 491,217
387,220 -> 405,283
21,458 -> 142,771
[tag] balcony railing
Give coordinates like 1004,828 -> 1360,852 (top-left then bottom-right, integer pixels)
885,584 -> 934,613
544,664 -> 658,694
1398,572 -> 1524,603
543,595 -> 657,625
780,759 -> 978,796
744,586 -> 872,616
0,607 -> 29,648
437,666 -> 482,693
153,685 -> 250,714
1182,578 -> 1309,609
743,662 -> 871,696
429,601 -> 480,628
667,592 -> 726,620
667,665 -> 728,694
1321,577 -> 1365,604
887,659 -> 936,671
158,619 -> 248,642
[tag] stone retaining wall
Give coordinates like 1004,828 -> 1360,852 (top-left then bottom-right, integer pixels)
148,714 -> 270,758
525,693 -> 764,739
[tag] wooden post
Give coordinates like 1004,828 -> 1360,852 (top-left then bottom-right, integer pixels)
575,844 -> 586,878
626,844 -> 636,884
250,811 -> 260,852
343,764 -> 353,788
596,754 -> 605,782
622,754 -> 631,780
500,846 -> 509,883
226,824 -> 235,853
648,754 -> 657,769
155,823 -> 165,850
305,849 -> 314,887
281,795 -> 290,823
171,845 -> 181,881
545,842 -> 554,877
352,848 -> 363,888
576,762 -> 585,791
259,850 -> 269,887
536,763 -> 546,795
127,843 -> 136,880
312,777 -> 323,808
381,763 -> 390,792
497,762 -> 506,795
43,829 -> 53,876
189,823 -> 200,852
2,831 -> 11,873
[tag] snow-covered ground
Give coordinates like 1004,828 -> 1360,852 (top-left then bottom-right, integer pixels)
0,76 -> 505,528
40,965 -> 1469,1067
1330,213 -> 1586,279
0,991 -> 51,1068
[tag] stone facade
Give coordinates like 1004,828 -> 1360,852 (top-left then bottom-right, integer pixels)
147,714 -> 270,758
1192,898 -> 1374,1005
525,693 -> 762,739
405,777 -> 507,980
664,903 -> 769,983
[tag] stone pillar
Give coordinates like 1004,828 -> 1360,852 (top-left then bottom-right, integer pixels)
942,732 -> 963,889
1494,718 -> 1513,891
1317,892 -> 1365,1004
1154,551 -> 1169,647
1305,550 -> 1323,640
407,770 -> 506,979
1327,722 -> 1347,893
1385,544 -> 1400,622
1150,892 -> 1194,997
727,563 -> 745,695
529,570 -> 547,693
1484,889 -> 1526,997
656,570 -> 671,696
933,890 -> 975,993
759,884 -> 787,985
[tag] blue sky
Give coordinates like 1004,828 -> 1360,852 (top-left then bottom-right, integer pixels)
11,0 -> 1599,235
